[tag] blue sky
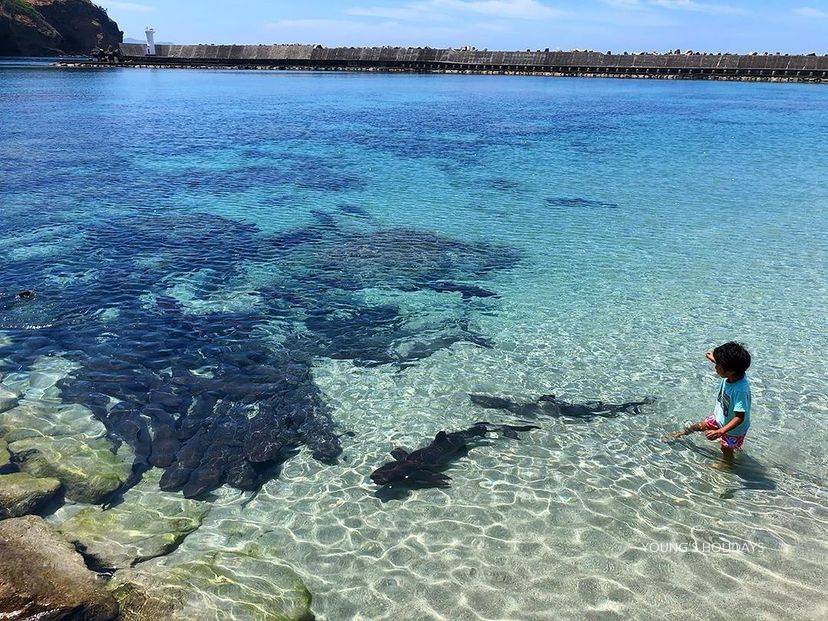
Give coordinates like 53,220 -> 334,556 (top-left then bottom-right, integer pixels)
99,1 -> 828,53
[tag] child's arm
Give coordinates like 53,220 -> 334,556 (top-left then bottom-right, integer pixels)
705,412 -> 745,439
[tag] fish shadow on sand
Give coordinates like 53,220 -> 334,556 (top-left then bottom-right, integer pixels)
371,422 -> 539,502
469,393 -> 656,422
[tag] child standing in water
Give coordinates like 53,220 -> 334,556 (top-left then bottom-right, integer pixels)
667,342 -> 752,463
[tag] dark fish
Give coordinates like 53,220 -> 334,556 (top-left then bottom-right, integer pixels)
370,422 -> 539,495
545,197 -> 619,209
470,393 -> 655,420
0,210 -> 520,499
422,282 -> 498,299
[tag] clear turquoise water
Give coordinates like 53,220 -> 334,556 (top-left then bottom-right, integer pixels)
1,61 -> 827,619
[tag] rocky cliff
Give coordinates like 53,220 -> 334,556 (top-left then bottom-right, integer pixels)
0,0 -> 122,56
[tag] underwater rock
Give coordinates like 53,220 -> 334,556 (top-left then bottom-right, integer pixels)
371,422 -> 539,496
0,516 -> 119,621
0,472 -> 61,519
0,387 -> 18,413
59,470 -> 209,570
110,545 -> 313,621
469,393 -> 656,420
9,435 -> 131,504
1,400 -> 110,444
0,357 -> 104,444
15,356 -> 80,399
0,439 -> 10,472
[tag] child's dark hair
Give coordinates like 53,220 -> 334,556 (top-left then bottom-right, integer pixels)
713,342 -> 751,376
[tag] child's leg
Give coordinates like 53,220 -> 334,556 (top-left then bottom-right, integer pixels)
710,445 -> 737,470
662,420 -> 707,442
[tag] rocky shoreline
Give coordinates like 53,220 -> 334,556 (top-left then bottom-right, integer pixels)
0,361 -> 314,621
0,0 -> 121,57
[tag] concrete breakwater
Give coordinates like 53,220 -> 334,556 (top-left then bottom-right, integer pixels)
74,43 -> 828,83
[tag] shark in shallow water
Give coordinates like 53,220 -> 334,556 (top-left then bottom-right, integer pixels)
469,393 -> 656,420
370,422 -> 539,499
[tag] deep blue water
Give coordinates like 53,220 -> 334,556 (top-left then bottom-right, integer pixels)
1,62 -> 827,619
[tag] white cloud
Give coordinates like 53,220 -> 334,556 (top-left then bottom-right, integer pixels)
347,3 -> 445,20
607,0 -> 745,15
651,0 -> 744,14
794,7 -> 828,18
348,0 -> 565,22
604,0 -> 644,6
440,0 -> 564,19
263,18 -> 475,47
100,1 -> 155,12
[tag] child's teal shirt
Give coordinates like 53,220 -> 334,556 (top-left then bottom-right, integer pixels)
714,375 -> 751,436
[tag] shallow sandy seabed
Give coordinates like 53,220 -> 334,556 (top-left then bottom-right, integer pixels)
1,68 -> 827,620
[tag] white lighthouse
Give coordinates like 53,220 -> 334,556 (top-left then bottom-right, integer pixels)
145,27 -> 156,55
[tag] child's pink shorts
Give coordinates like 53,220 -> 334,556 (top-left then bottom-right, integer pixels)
704,415 -> 746,449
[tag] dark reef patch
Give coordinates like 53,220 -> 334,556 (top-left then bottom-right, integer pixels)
165,156 -> 364,198
0,209 -> 520,498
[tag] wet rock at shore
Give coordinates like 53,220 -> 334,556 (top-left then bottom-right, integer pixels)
0,515 -> 119,620
59,470 -> 209,570
0,472 -> 61,519
110,545 -> 313,621
0,357 -> 133,503
9,435 -> 131,504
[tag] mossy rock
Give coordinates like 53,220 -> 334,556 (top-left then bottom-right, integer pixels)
9,435 -> 130,504
59,470 -> 209,569
0,439 -> 10,470
110,545 -> 313,621
0,472 -> 61,518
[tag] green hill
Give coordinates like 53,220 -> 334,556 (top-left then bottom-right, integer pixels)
0,0 -> 122,56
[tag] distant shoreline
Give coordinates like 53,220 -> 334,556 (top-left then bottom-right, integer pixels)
62,45 -> 828,84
